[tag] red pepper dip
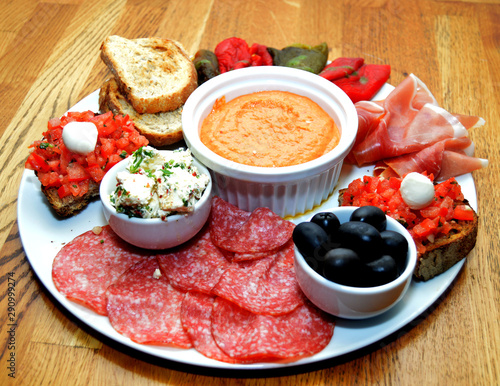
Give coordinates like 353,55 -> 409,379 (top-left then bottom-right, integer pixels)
199,91 -> 340,167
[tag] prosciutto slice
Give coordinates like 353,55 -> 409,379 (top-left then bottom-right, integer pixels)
349,74 -> 487,180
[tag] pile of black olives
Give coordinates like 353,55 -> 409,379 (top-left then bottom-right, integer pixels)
293,206 -> 409,287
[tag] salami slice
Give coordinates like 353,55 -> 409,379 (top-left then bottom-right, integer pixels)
106,258 -> 192,348
52,225 -> 147,315
180,292 -> 253,363
233,250 -> 275,262
157,226 -> 230,294
216,207 -> 295,253
212,297 -> 334,361
212,239 -> 305,315
209,196 -> 251,248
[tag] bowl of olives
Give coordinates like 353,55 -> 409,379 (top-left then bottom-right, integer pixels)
293,206 -> 417,319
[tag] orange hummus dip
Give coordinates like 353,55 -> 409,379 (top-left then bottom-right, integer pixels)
199,90 -> 340,167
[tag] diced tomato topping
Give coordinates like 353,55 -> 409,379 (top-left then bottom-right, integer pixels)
453,204 -> 475,221
85,164 -> 105,182
413,218 -> 437,238
420,206 -> 440,219
105,154 -> 123,171
26,152 -> 50,173
37,172 -> 61,187
25,110 -> 149,198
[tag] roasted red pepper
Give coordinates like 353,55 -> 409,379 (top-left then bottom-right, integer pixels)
318,57 -> 364,81
215,37 -> 272,73
332,64 -> 391,103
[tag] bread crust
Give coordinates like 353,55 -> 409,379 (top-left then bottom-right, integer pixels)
99,78 -> 184,147
40,179 -> 100,218
100,36 -> 197,114
338,188 -> 478,281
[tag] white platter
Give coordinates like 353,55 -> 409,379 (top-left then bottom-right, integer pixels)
17,84 -> 477,371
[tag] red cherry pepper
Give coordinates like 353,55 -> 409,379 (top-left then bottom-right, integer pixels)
318,57 -> 364,81
215,37 -> 252,73
215,38 -> 272,73
249,43 -> 273,67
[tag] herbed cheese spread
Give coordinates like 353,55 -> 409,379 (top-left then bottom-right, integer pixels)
200,90 -> 340,167
110,146 -> 210,220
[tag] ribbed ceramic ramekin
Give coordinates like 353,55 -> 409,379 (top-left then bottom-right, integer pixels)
182,66 -> 358,218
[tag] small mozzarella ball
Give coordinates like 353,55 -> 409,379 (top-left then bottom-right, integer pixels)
400,172 -> 435,210
62,121 -> 98,155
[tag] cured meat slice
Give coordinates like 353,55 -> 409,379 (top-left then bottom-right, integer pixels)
380,137 -> 487,181
212,240 -> 305,315
233,250 -> 274,262
106,258 -> 192,348
52,225 -> 147,315
209,196 -> 251,248
215,206 -> 295,253
180,292 -> 251,363
157,226 -> 230,294
212,297 -> 334,361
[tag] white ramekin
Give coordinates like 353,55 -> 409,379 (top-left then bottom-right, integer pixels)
182,66 -> 358,218
294,206 -> 418,319
99,152 -> 212,250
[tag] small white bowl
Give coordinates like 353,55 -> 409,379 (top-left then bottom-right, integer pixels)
99,152 -> 212,250
294,206 -> 417,319
182,66 -> 358,218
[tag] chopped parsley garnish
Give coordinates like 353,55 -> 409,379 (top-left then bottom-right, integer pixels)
39,142 -> 53,149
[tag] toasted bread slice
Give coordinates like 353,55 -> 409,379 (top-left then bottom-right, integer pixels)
40,179 -> 100,218
100,35 -> 197,114
413,202 -> 478,281
99,78 -> 183,147
338,188 -> 478,281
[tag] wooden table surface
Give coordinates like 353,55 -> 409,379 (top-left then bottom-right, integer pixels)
1,0 -> 499,384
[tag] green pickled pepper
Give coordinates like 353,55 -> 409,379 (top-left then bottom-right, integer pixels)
267,42 -> 328,74
193,49 -> 220,85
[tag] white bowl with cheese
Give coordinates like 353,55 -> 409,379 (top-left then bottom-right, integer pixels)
182,66 -> 358,218
100,147 -> 212,250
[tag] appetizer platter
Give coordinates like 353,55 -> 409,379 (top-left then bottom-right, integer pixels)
18,86 -> 477,370
18,38 -> 477,370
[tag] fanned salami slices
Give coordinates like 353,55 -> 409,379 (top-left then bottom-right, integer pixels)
157,226 -> 230,294
212,204 -> 295,253
212,239 -> 305,315
51,197 -> 336,364
106,258 -> 192,348
180,292 -> 250,364
212,297 -> 334,361
52,225 -> 147,315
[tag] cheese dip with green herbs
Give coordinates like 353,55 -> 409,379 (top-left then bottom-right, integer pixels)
110,146 -> 210,220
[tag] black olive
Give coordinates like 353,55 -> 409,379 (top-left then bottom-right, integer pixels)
310,212 -> 340,237
337,221 -> 383,262
366,255 -> 398,286
322,248 -> 367,287
350,206 -> 387,232
380,230 -> 409,275
292,222 -> 329,272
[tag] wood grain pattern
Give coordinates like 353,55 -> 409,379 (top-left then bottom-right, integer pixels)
1,0 -> 499,384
